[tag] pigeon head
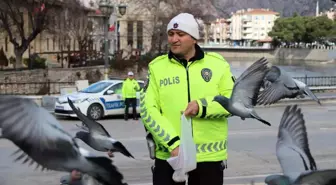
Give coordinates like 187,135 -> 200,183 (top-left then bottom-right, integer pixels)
74,131 -> 90,143
264,174 -> 290,185
265,66 -> 280,82
112,141 -> 135,158
213,95 -> 230,109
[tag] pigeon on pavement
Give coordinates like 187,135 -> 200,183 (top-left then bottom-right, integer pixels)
68,98 -> 134,158
0,96 -> 127,185
265,104 -> 336,185
213,57 -> 271,126
257,66 -> 321,105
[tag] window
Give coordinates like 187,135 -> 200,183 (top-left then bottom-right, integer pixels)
137,21 -> 143,50
107,82 -> 123,94
53,37 -> 55,51
127,21 -> 133,46
80,82 -> 114,93
47,38 -> 49,51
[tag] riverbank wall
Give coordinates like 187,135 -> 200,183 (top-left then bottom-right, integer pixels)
203,47 -> 336,65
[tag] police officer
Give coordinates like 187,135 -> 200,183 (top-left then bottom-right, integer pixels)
140,13 -> 235,185
122,71 -> 140,120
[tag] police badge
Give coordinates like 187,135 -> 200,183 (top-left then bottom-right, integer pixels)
201,68 -> 212,82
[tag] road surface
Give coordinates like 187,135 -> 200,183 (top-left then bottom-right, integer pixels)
1,103 -> 336,185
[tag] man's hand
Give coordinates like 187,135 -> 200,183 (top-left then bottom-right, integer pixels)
183,100 -> 199,117
70,169 -> 82,180
107,150 -> 114,158
170,146 -> 180,157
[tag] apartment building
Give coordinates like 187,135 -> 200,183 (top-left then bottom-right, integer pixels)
319,8 -> 336,20
209,18 -> 231,45
228,8 -> 279,46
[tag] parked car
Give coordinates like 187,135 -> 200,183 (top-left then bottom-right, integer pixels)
54,79 -> 144,120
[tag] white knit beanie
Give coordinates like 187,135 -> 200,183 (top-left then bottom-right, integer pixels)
167,13 -> 200,40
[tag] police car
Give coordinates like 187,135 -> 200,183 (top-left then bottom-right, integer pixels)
54,79 -> 144,120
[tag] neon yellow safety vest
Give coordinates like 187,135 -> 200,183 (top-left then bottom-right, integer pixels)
140,50 -> 235,162
122,78 -> 140,99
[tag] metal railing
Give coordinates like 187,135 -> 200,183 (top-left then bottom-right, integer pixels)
293,76 -> 336,87
0,76 -> 335,96
0,80 -> 75,95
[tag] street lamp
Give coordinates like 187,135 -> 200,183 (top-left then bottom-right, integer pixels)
118,4 -> 127,16
98,0 -> 114,80
97,0 -> 127,80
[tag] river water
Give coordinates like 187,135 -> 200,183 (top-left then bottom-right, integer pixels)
228,59 -> 336,78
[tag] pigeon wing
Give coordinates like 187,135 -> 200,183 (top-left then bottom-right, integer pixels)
276,105 -> 317,180
0,96 -> 79,170
68,98 -> 110,137
231,57 -> 270,107
294,170 -> 336,185
257,82 -> 294,105
258,66 -> 298,105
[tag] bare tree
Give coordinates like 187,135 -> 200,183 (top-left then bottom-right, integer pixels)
61,0 -> 95,64
0,0 -> 60,69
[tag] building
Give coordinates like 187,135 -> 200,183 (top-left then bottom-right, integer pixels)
319,8 -> 336,20
209,18 -> 231,45
228,8 -> 280,46
0,0 -> 99,67
115,0 -> 219,56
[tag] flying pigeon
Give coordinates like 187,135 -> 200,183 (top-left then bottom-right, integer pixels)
264,104 -> 336,185
0,96 -> 127,185
68,98 -> 134,158
257,66 -> 321,106
213,57 -> 271,126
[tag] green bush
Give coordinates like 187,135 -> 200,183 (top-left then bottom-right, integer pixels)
23,56 -> 46,69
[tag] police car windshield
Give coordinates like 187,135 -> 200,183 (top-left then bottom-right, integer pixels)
80,82 -> 113,93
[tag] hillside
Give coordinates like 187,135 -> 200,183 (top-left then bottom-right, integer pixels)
211,0 -> 335,17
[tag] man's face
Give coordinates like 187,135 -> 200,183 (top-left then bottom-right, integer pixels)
168,29 -> 196,56
128,75 -> 134,79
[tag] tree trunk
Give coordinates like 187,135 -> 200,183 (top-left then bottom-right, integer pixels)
14,49 -> 24,69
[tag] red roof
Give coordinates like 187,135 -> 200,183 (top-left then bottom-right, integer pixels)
245,9 -> 279,15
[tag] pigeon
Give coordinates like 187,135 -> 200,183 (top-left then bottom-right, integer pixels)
76,122 -> 89,131
213,57 -> 271,126
0,96 -> 127,185
68,98 -> 134,158
265,104 -> 336,185
257,66 -> 321,106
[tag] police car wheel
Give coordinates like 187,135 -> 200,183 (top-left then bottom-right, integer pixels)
87,103 -> 104,120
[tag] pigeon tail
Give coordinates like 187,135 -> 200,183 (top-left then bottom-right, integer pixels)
303,86 -> 321,105
113,141 -> 134,158
86,156 -> 127,185
250,110 -> 271,126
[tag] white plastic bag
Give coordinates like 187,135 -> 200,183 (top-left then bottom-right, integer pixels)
167,114 -> 197,182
